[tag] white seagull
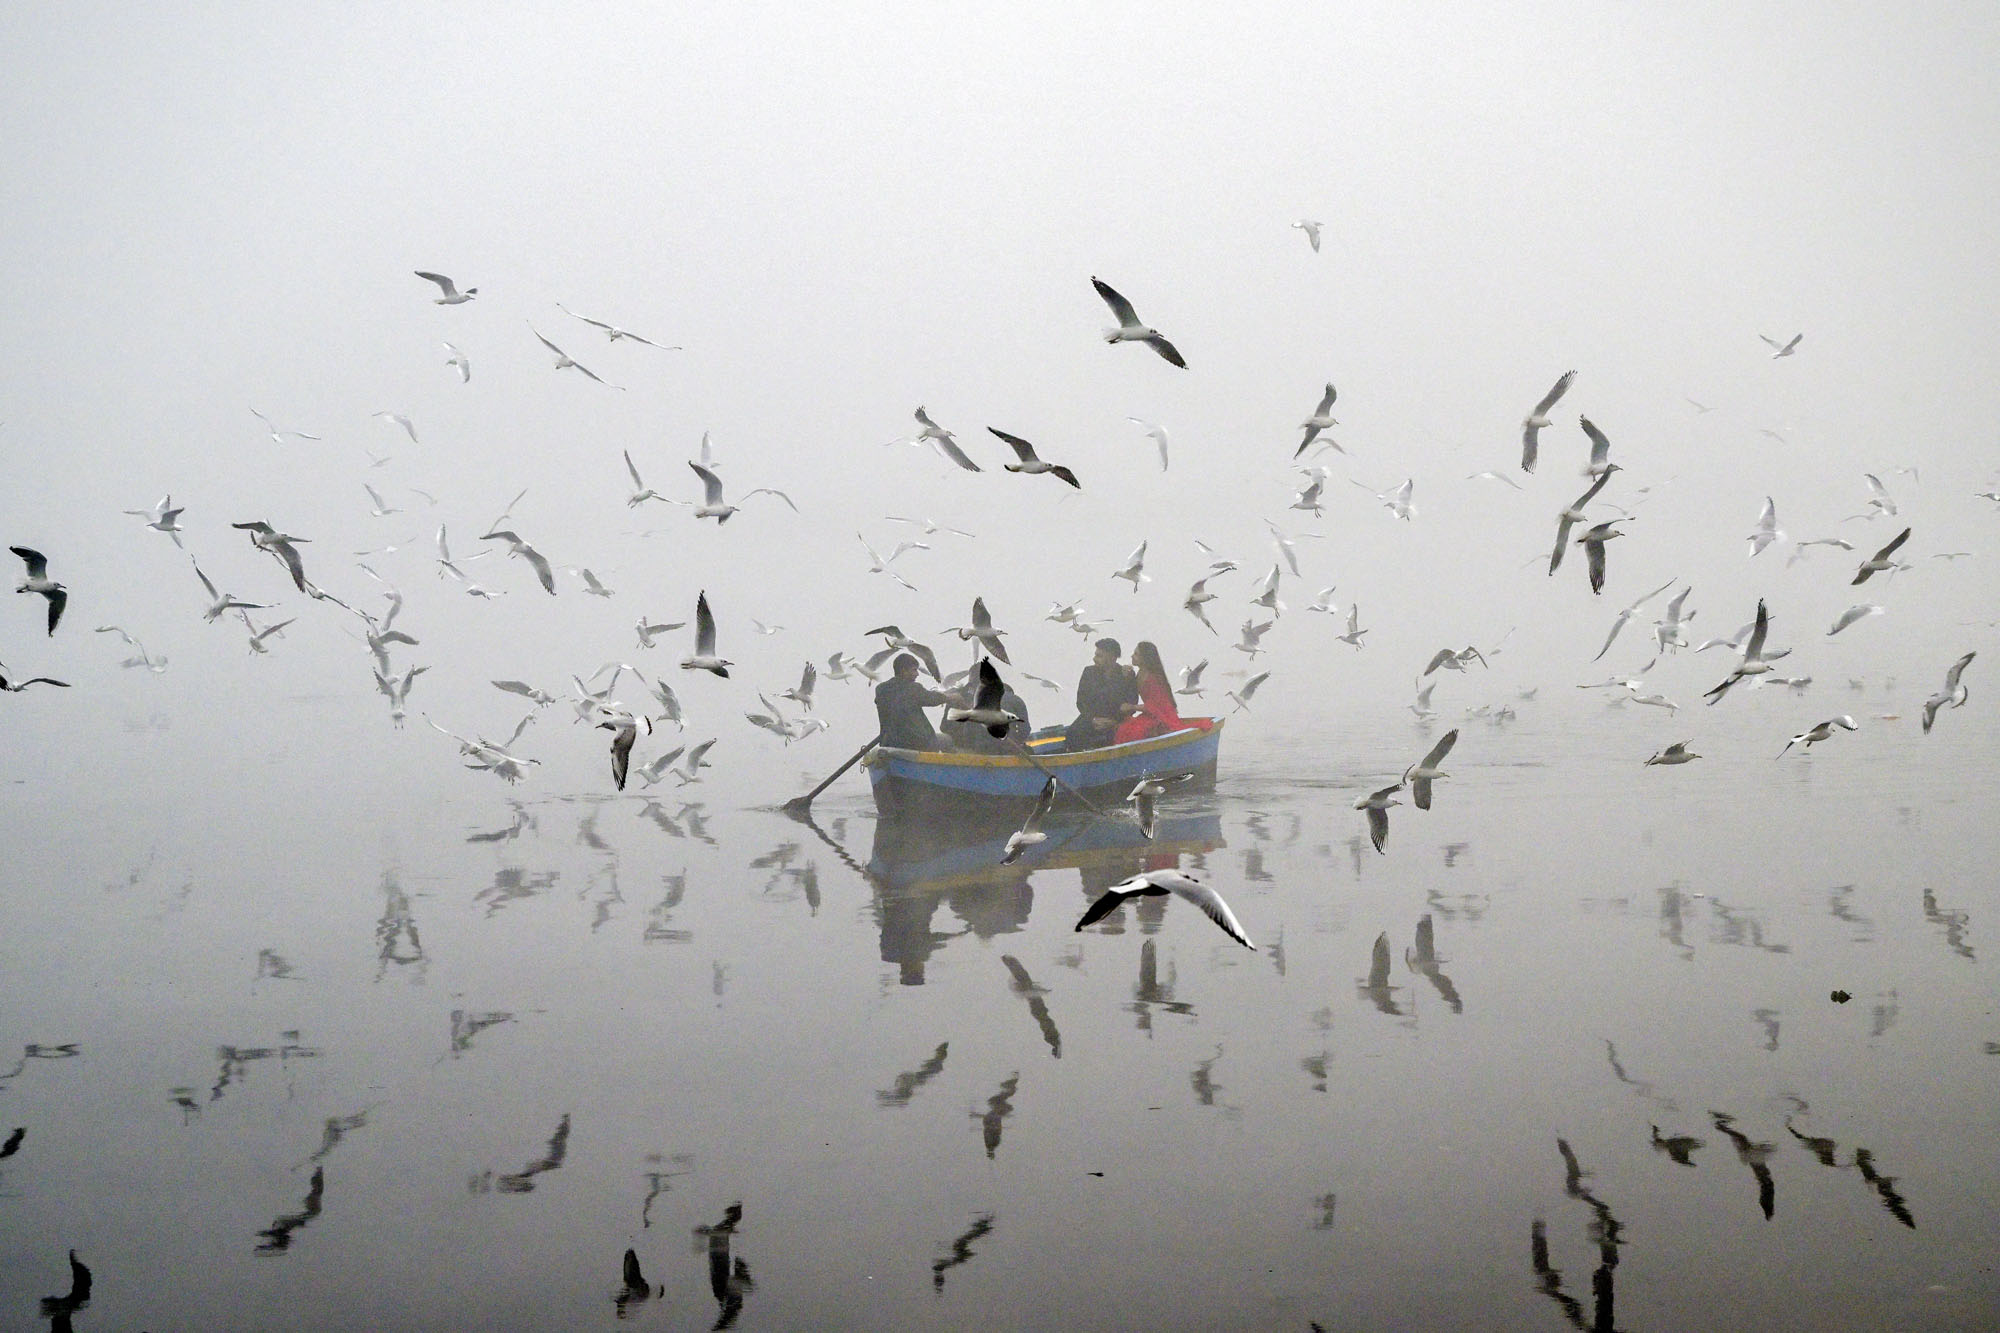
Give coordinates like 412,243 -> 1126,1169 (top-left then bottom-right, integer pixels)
373,411 -> 419,444
529,326 -> 623,388
689,461 -> 795,522
1002,778 -> 1058,865
1921,652 -> 1975,733
443,342 -> 471,382
1403,729 -> 1458,810
1827,604 -> 1883,636
1228,671 -> 1272,712
1295,384 -> 1341,458
1337,603 -> 1368,649
1112,540 -> 1149,593
1126,417 -> 1171,471
1779,715 -> 1857,757
987,428 -> 1081,488
1705,600 -> 1776,704
1851,527 -> 1912,585
1521,370 -> 1576,473
191,558 -> 269,623
124,495 -> 186,547
556,303 -> 679,348
1091,277 -> 1187,368
479,529 -> 556,595
907,407 -> 983,473
680,592 -> 731,677
250,407 -> 322,445
415,271 -> 476,304
1550,466 -> 1619,575
1759,333 -> 1803,358
1644,741 -> 1701,766
1075,869 -> 1253,949
1355,783 -> 1403,853
11,548 -> 66,635
1747,496 -> 1784,556
1291,219 -> 1323,252
374,664 -> 427,727
1177,659 -> 1209,697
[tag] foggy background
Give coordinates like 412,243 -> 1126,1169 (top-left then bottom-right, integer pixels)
2,1 -> 1995,803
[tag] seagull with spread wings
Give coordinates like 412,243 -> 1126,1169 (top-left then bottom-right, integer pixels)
529,326 -> 622,388
1075,869 -> 1253,948
1091,277 -> 1187,368
987,428 -> 1081,488
415,271 -> 477,304
1520,370 -> 1576,473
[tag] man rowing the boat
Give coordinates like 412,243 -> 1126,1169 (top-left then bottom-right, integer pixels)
875,653 -> 962,751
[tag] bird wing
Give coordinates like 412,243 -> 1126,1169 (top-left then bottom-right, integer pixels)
1366,803 -> 1390,852
530,328 -> 568,358
1091,277 -> 1140,328
694,592 -> 717,655
1531,370 -> 1576,418
1169,877 -> 1254,949
743,487 -> 799,512
10,546 -> 47,578
1075,888 -> 1138,931
1743,601 -> 1770,661
1942,651 -> 1975,692
625,450 -> 645,489
689,462 -> 726,506
1550,515 -> 1577,574
1585,532 -> 1609,594
986,427 -> 1040,464
520,545 -> 555,594
1580,416 -> 1612,470
1049,465 -> 1083,489
45,588 -> 66,634
930,433 -> 983,472
415,271 -> 459,297
1144,336 -> 1187,369
1024,776 -> 1057,832
1420,728 -> 1459,770
1873,526 -> 1913,561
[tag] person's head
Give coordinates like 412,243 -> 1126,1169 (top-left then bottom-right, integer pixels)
1132,641 -> 1165,679
1094,637 -> 1121,667
893,653 -> 920,679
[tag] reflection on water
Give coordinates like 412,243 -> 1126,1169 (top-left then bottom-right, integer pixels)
1,713 -> 1997,1328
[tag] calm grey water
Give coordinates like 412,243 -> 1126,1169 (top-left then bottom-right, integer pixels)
2,693 -> 1996,1332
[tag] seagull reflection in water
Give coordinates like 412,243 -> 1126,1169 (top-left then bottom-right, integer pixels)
1357,933 -> 1405,1017
1130,938 -> 1195,1035
638,1151 -> 695,1229
1603,1041 -> 1676,1111
1530,1139 -> 1627,1333
1710,1112 -> 1778,1220
931,1213 -> 995,1292
644,871 -> 691,944
1405,916 -> 1462,1014
38,1250 -> 91,1333
693,1202 -> 753,1329
375,874 -> 425,979
1783,1098 -> 1915,1228
877,1042 -> 950,1109
615,1248 -> 660,1319
254,1166 -> 325,1254
449,1009 -> 513,1058
1001,956 -> 1062,1060
1921,887 -> 1975,961
976,1074 -> 1019,1160
492,1113 -> 570,1194
475,866 -> 558,918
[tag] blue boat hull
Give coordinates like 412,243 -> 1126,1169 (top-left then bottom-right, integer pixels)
866,720 -> 1223,820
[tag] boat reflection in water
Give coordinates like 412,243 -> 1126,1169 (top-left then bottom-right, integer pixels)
866,806 -> 1225,985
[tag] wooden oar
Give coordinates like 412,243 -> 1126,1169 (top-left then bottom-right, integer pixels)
1005,736 -> 1117,818
782,734 -> 881,817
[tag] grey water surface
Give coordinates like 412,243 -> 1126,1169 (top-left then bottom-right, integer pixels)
1,693 -> 1994,1332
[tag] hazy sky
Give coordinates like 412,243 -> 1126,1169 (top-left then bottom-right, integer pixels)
4,3 -> 1996,794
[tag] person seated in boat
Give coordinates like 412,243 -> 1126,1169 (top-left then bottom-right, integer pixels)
875,653 -> 961,751
942,680 -> 1031,754
1111,641 -> 1212,745
1064,637 -> 1139,751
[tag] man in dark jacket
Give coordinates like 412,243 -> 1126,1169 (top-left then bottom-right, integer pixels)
1065,637 -> 1137,751
875,653 -> 957,750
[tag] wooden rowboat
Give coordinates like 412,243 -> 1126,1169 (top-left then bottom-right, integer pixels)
864,719 -> 1223,821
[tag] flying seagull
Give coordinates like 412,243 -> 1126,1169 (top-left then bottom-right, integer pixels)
191,558 -> 269,623
529,326 -> 622,388
1294,384 -> 1340,458
1126,417 -> 1171,471
555,303 -> 679,348
1579,416 -> 1615,477
908,407 -> 983,472
987,428 -> 1081,488
689,461 -> 795,522
124,495 -> 186,547
479,529 -> 556,594
1747,496 -> 1785,556
680,592 -> 731,677
1851,527 -> 1912,584
1291,219 -> 1323,252
0,667 -> 68,692
1827,604 -> 1883,636
11,548 -> 67,635
1576,518 -> 1630,595
415,271 -> 477,303
1595,578 -> 1676,660
1091,277 -> 1187,369
1404,728 -> 1458,810
943,597 -> 1011,664
1075,869 -> 1253,949
230,521 -> 312,593
1521,370 -> 1576,473
1921,652 -> 1975,733
1705,599 -> 1775,704
600,711 -> 653,790
1112,541 -> 1149,593
249,407 -> 322,445
1228,670 -> 1272,712
1759,333 -> 1803,358
443,342 -> 471,382
1644,741 -> 1701,766
1355,783 -> 1402,853
1779,716 -> 1858,757
944,658 -> 1022,739
1002,778 -> 1058,865
1549,466 -> 1619,576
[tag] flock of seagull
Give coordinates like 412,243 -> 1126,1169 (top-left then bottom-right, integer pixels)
4,249 -> 1989,958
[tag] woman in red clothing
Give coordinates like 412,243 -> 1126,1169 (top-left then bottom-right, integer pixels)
1112,641 -> 1213,745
